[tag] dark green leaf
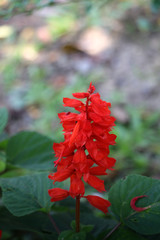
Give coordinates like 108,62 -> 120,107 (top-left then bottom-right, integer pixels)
58,230 -> 75,240
81,224 -> 94,233
6,131 -> 54,170
107,225 -> 147,240
151,0 -> 160,12
0,132 -> 8,150
71,220 -> 93,233
0,207 -> 58,238
109,174 -> 160,235
1,172 -> 55,216
58,230 -> 86,240
71,220 -> 76,231
0,108 -> 8,134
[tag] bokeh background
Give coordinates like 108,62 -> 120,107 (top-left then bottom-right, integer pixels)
0,0 -> 160,179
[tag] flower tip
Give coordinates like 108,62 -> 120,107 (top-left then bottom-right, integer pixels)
130,195 -> 151,212
88,82 -> 95,94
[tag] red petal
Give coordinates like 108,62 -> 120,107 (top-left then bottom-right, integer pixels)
89,166 -> 107,175
48,168 -> 74,182
130,195 -> 151,212
75,131 -> 87,147
69,121 -> 80,146
72,92 -> 89,98
73,149 -> 86,164
86,139 -> 97,159
58,112 -> 79,122
48,188 -> 69,202
91,103 -> 111,116
0,230 -> 2,238
69,174 -> 85,198
85,195 -> 111,213
83,174 -> 106,192
63,98 -> 83,108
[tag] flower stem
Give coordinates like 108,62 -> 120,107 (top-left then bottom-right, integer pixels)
76,195 -> 80,232
48,212 -> 61,235
103,222 -> 121,240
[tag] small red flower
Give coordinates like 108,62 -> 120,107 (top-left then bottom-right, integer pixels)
48,82 -> 116,213
48,188 -> 69,202
0,230 -> 2,238
85,195 -> 111,214
130,195 -> 151,212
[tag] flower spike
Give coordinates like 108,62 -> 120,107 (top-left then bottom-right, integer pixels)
48,82 -> 116,213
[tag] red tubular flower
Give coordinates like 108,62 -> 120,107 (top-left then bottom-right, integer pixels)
0,230 -> 2,239
130,195 -> 151,212
70,174 -> 85,198
48,168 -> 74,182
48,188 -> 69,202
85,195 -> 111,214
48,82 -> 116,213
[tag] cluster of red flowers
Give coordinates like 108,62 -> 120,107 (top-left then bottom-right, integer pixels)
48,83 -> 116,213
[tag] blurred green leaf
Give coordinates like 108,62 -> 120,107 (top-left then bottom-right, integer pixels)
6,131 -> 54,170
0,0 -> 56,18
0,172 -> 54,216
151,0 -> 160,12
109,174 -> 160,235
0,108 -> 8,134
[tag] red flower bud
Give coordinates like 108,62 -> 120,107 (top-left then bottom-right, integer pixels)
85,195 -> 111,214
48,188 -> 69,202
130,195 -> 151,212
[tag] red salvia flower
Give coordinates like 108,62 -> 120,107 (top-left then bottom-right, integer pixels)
85,195 -> 111,214
48,82 -> 116,213
48,188 -> 69,202
130,195 -> 151,212
0,230 -> 2,239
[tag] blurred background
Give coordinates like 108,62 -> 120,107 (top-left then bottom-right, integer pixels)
0,0 -> 160,178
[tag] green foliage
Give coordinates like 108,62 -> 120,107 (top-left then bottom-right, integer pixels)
58,230 -> 86,240
107,226 -> 147,240
0,0 -> 56,18
0,172 -> 54,216
6,131 -> 54,170
151,0 -> 160,12
109,174 -> 160,235
113,108 -> 160,173
0,108 -> 8,134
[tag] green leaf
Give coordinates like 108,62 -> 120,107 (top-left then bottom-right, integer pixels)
0,152 -> 6,173
109,174 -> 160,235
151,0 -> 160,12
58,230 -> 86,240
0,108 -> 8,134
71,220 -> 93,233
0,0 -> 56,18
6,131 -> 54,170
81,224 -> 94,233
0,207 -> 58,239
80,213 -> 117,238
107,225 -> 147,240
58,230 -> 74,240
71,220 -> 76,231
0,172 -> 55,216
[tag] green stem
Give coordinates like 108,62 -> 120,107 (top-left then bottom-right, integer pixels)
76,195 -> 80,232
